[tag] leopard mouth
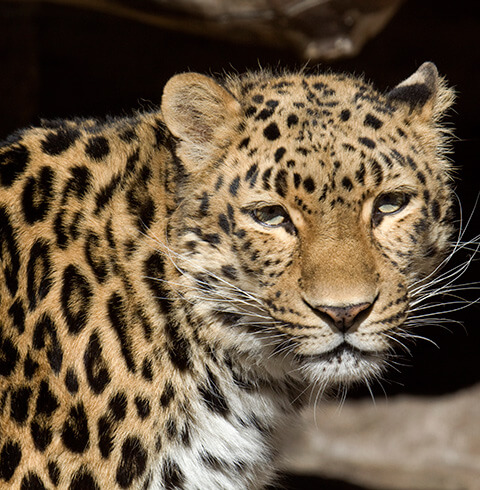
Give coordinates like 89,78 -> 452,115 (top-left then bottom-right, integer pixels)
298,341 -> 385,365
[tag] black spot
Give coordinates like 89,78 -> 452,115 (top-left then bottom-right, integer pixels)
126,148 -> 140,175
0,329 -> 19,377
94,174 -> 121,214
142,358 -> 153,382
7,299 -> 25,334
274,169 -> 288,198
85,136 -> 110,161
53,208 -> 82,250
144,252 -> 172,316
417,171 -> 426,185
358,137 -> 376,149
199,366 -> 229,416
0,440 -> 22,482
116,436 -> 148,488
26,240 -> 53,311
340,109 -> 351,121
342,176 -> 353,191
84,332 -> 111,395
287,114 -> 299,127
342,143 -> 356,152
160,382 -> 175,408
10,386 -> 32,425
245,163 -> 259,187
119,128 -> 138,143
355,163 -> 366,185
20,472 -> 46,490
431,199 -> 441,221
245,106 -> 256,117
107,292 -> 136,373
274,147 -> 286,163
84,232 -> 109,284
293,173 -> 301,189
21,166 -> 55,224
221,265 -> 238,281
97,416 -> 114,459
199,192 -> 210,216
69,467 -> 100,490
303,177 -> 315,194
126,184 -> 156,231
252,94 -> 264,103
0,207 -> 21,296
262,167 -> 272,190
229,176 -> 240,197
364,113 -> 383,129
218,213 -> 230,235
162,459 -> 185,490
35,380 -> 59,416
155,434 -> 163,452
238,137 -> 250,149
165,417 -> 177,439
47,460 -> 61,486
407,156 -> 418,170
40,128 -> 80,156
135,396 -> 151,419
263,122 -> 281,141
32,314 -> 63,374
164,320 -> 193,372
30,419 -> 53,452
61,265 -> 93,334
24,353 -> 39,380
255,108 -> 275,120
370,159 -> 384,186
150,118 -> 167,146
109,392 -> 128,421
61,403 -> 90,453
65,368 -> 79,394
0,143 -> 29,187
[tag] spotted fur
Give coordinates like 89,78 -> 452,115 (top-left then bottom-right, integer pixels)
1,63 -> 456,488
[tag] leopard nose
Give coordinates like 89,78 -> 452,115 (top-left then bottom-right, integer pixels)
307,302 -> 373,333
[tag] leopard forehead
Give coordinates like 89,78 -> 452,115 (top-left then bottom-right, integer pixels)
186,72 -> 447,213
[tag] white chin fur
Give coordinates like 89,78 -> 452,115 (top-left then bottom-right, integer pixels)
300,347 -> 386,387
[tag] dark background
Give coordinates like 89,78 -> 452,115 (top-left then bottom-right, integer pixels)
1,1 -> 479,488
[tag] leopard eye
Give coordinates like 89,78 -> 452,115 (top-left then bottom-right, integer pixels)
373,192 -> 410,220
251,205 -> 291,227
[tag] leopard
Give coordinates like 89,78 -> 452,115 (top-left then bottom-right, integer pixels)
0,62 -> 457,489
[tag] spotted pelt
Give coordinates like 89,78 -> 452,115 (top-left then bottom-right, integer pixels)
0,62 -> 456,489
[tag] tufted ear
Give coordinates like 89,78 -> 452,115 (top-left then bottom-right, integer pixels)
161,73 -> 242,169
386,62 -> 454,121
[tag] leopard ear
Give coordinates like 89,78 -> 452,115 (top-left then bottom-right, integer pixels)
161,73 -> 242,168
386,62 -> 454,121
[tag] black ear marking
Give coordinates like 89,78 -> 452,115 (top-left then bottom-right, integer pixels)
386,62 -> 438,110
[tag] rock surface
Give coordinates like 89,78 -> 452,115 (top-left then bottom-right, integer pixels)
40,0 -> 404,59
283,385 -> 480,489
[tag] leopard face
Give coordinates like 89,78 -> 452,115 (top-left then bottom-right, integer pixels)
0,63 -> 456,489
164,63 -> 455,387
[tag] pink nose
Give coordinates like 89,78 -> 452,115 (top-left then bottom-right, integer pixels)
312,302 -> 372,332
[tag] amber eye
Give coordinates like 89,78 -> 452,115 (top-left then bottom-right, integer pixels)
251,205 -> 291,227
373,192 -> 410,223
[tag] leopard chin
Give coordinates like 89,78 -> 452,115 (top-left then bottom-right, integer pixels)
300,343 -> 387,387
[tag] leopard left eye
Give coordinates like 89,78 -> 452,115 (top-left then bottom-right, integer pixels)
373,192 -> 410,223
251,205 -> 292,228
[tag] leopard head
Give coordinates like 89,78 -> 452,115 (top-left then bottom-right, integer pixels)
160,64 -> 455,388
